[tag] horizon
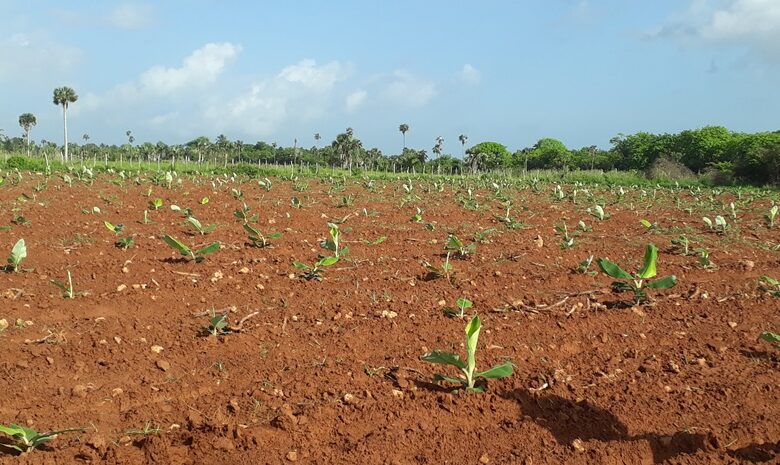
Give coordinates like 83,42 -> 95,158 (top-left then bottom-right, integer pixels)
2,1 -> 779,154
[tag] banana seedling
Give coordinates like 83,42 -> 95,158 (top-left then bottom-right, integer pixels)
759,276 -> 780,297
443,297 -> 473,318
588,205 -> 609,221
671,236 -> 691,255
424,252 -> 453,280
598,244 -> 677,304
206,310 -> 229,337
234,203 -> 258,224
6,239 -> 26,272
766,205 -> 778,228
185,216 -> 217,235
421,315 -> 513,392
760,331 -> 780,349
0,424 -> 84,454
320,223 -> 348,258
694,247 -> 714,269
702,215 -> 728,234
163,235 -> 220,263
103,221 -> 124,235
243,224 -> 281,248
293,256 -> 338,281
148,198 -> 163,211
574,255 -> 597,276
445,234 -> 476,258
50,270 -> 75,299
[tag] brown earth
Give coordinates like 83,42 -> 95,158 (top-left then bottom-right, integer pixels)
0,173 -> 777,464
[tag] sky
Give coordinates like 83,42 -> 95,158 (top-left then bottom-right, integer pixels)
1,0 -> 779,155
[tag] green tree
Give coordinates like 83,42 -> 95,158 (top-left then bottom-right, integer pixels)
18,113 -> 36,157
526,138 -> 572,170
465,141 -> 511,172
432,136 -> 444,159
52,87 -> 78,162
674,126 -> 733,172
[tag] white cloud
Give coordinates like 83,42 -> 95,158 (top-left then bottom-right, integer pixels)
108,3 -> 155,30
648,0 -> 780,62
458,64 -> 481,85
345,89 -> 367,112
0,32 -> 83,82
380,70 -> 437,107
140,42 -> 241,94
204,59 -> 350,136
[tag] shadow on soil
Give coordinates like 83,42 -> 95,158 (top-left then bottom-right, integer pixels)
501,388 -> 720,464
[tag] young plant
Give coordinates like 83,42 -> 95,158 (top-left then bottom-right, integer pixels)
694,247 -> 714,269
0,424 -> 83,454
702,215 -> 728,234
424,252 -> 453,280
598,244 -> 677,304
162,235 -> 220,263
411,207 -> 423,223
50,270 -> 75,299
234,203 -> 258,224
588,205 -> 609,221
207,310 -> 229,337
149,198 -> 163,211
320,223 -> 348,258
759,331 -> 780,350
766,205 -> 778,228
421,314 -> 513,392
574,255 -> 597,276
115,236 -> 135,250
185,216 -> 217,236
443,297 -> 473,318
759,276 -> 780,297
555,223 -> 576,250
671,236 -> 691,255
445,234 -> 476,259
103,221 -> 124,235
293,256 -> 338,281
7,239 -> 26,272
243,224 -> 281,248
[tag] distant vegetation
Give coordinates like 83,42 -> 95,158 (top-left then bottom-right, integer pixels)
3,101 -> 779,185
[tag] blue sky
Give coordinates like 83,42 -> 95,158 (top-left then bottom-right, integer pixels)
1,0 -> 779,154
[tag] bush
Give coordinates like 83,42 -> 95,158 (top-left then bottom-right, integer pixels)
645,156 -> 696,182
4,156 -> 46,171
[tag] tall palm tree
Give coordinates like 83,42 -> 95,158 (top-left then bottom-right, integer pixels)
18,113 -> 37,157
52,87 -> 78,162
458,134 -> 468,157
433,136 -> 444,159
399,124 -> 409,151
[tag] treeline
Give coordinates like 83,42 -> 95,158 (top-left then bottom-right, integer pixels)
1,126 -> 778,184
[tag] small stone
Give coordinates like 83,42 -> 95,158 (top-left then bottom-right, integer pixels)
572,439 -> 586,452
239,267 -> 250,274
114,336 -> 122,344
288,274 -> 296,279
111,388 -> 123,397
116,284 -> 127,292
0,319 -> 7,332
381,310 -> 398,319
479,454 -> 490,464
151,345 -> 164,354
343,393 -> 356,404
122,267 -> 129,273
73,385 -> 88,398
391,389 -> 404,399
132,284 -> 141,289
438,300 -> 446,307
156,360 -> 171,372
727,321 -> 737,329
46,357 -> 54,365
286,451 -> 298,462
256,283 -> 265,290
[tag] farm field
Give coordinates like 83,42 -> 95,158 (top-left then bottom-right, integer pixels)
0,169 -> 777,465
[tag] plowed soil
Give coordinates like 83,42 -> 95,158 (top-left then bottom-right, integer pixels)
0,174 -> 777,465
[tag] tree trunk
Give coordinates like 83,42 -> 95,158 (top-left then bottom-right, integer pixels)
62,105 -> 69,163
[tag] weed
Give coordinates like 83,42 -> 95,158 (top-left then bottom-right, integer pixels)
759,276 -> 780,297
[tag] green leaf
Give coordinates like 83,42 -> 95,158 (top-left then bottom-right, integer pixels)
104,221 -> 116,233
640,219 -> 652,229
465,315 -> 481,380
186,216 -> 203,232
598,258 -> 632,280
317,256 -> 339,267
432,373 -> 466,385
8,238 -> 26,267
292,261 -> 309,270
195,242 -> 220,256
163,235 -> 190,256
456,298 -> 473,310
646,275 -> 677,289
421,350 -> 467,370
637,244 -> 658,279
476,360 -> 514,379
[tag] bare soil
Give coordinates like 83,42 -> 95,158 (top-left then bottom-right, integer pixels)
0,174 -> 777,464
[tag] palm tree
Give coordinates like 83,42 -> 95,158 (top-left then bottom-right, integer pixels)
432,136 -> 444,159
18,113 -> 37,157
399,124 -> 409,151
52,87 -> 78,162
458,134 -> 468,157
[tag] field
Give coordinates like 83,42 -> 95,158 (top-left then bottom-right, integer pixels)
0,168 -> 777,465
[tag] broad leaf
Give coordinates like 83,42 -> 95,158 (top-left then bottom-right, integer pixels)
476,360 -> 514,379
317,256 -> 339,267
433,373 -> 466,385
598,258 -> 632,280
163,235 -> 190,256
9,238 -> 26,266
465,315 -> 481,379
421,350 -> 467,369
637,244 -> 658,279
195,242 -> 220,256
646,275 -> 677,289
